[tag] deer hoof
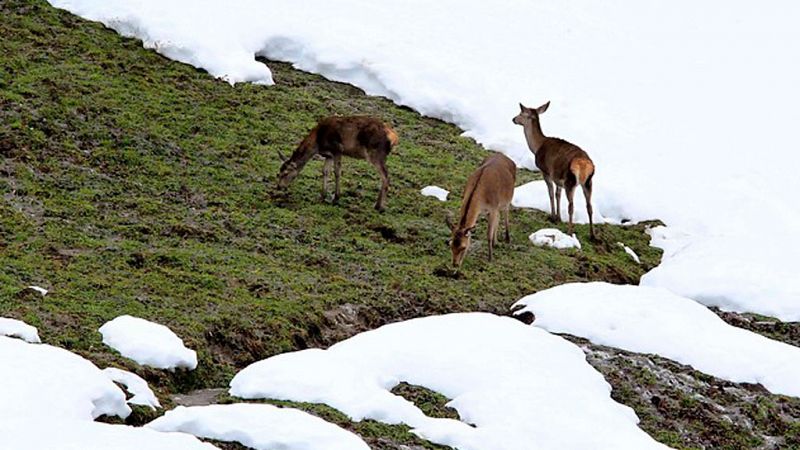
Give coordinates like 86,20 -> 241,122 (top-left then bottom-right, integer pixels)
548,215 -> 560,224
374,204 -> 385,212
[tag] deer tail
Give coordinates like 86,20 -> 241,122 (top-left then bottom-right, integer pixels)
384,125 -> 399,147
570,158 -> 595,186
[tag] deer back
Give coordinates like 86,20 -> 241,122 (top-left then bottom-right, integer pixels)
536,138 -> 592,182
459,153 -> 516,226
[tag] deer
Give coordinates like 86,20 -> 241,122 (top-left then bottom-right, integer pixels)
513,102 -> 596,239
277,116 -> 399,211
446,152 -> 516,269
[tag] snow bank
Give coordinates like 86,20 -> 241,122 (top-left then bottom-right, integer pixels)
0,336 -> 130,420
47,0 -> 800,320
420,185 -> 449,201
99,315 -> 197,370
231,313 -> 670,450
0,419 -> 218,450
103,367 -> 161,409
529,228 -> 581,250
148,404 -> 370,450
514,283 -> 800,398
641,226 -> 800,320
0,317 -> 41,343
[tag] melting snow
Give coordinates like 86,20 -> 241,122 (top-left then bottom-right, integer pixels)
27,285 -> 48,296
420,185 -> 449,201
514,282 -> 800,398
231,313 -> 670,450
99,315 -> 197,370
103,367 -> 161,409
529,228 -> 581,250
148,404 -> 370,450
0,317 -> 41,343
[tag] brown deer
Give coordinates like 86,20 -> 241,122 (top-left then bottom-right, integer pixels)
513,102 -> 596,239
446,152 -> 516,269
277,116 -> 399,211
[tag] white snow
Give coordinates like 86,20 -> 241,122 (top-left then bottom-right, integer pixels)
47,0 -> 800,320
420,185 -> 449,202
0,317 -> 41,343
529,228 -> 581,250
514,282 -> 800,398
0,335 -> 130,421
27,285 -> 48,296
103,367 -> 161,409
99,315 -> 198,370
231,313 -> 670,450
148,404 -> 370,450
618,242 -> 641,264
0,419 -> 218,450
641,226 -> 800,320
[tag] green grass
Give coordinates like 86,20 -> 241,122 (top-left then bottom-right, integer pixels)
1,0 -> 662,445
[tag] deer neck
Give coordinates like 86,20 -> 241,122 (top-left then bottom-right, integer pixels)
523,120 -> 547,153
287,141 -> 317,169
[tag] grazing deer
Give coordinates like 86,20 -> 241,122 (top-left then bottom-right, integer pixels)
513,102 -> 596,239
446,152 -> 516,269
277,116 -> 399,211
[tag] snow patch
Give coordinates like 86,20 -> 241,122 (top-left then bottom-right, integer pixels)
231,313 -> 670,450
27,285 -> 48,296
0,336 -> 130,421
617,242 -> 641,264
529,228 -> 581,250
514,282 -> 800,398
99,315 -> 197,370
148,404 -> 370,450
420,185 -> 449,201
0,317 -> 41,343
0,419 -> 218,450
103,367 -> 161,409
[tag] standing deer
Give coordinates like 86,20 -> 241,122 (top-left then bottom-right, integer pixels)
446,152 -> 516,269
277,116 -> 398,211
513,102 -> 596,239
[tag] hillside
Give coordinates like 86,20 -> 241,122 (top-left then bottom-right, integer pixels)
2,1 -> 799,449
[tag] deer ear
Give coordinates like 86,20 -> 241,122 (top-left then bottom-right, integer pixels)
519,103 -> 526,112
464,226 -> 476,237
536,101 -> 550,114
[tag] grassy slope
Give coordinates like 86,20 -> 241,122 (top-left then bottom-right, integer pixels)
30,1 -> 800,449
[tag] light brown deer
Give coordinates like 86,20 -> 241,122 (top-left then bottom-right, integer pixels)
446,152 -> 516,269
513,102 -> 596,239
277,116 -> 399,211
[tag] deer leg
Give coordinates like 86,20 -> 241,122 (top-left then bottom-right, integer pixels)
504,205 -> 511,243
555,185 -> 563,220
370,154 -> 390,212
566,182 -> 577,235
332,154 -> 342,204
321,157 -> 332,202
487,210 -> 499,261
582,182 -> 595,240
543,175 -> 557,222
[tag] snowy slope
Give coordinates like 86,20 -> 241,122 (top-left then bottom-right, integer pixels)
46,0 -> 800,319
231,313 -> 670,450
514,283 -> 800,397
148,404 -> 370,450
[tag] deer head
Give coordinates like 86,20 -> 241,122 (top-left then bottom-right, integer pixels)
276,150 -> 300,189
445,211 -> 475,269
512,101 -> 549,126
